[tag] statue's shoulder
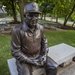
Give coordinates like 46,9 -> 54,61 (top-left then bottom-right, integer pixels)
12,22 -> 28,35
12,24 -> 21,34
37,23 -> 44,31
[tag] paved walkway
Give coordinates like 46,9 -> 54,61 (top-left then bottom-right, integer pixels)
57,62 -> 75,75
46,17 -> 75,26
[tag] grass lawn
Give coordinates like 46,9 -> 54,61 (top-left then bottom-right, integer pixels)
0,30 -> 75,75
45,30 -> 75,47
0,34 -> 12,75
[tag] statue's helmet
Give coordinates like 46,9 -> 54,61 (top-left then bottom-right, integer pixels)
24,2 -> 41,14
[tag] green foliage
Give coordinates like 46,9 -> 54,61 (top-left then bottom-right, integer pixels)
0,0 -> 75,23
40,2 -> 54,14
52,0 -> 75,25
0,0 -> 19,16
71,12 -> 75,21
53,0 -> 75,18
39,1 -> 54,20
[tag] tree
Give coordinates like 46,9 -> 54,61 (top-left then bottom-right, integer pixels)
71,12 -> 75,27
18,0 -> 25,23
40,2 -> 54,20
63,1 -> 75,26
10,0 -> 17,22
53,0 -> 75,26
1,0 -> 19,22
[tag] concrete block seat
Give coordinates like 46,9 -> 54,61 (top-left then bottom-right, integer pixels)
7,58 -> 18,75
7,43 -> 75,75
48,43 -> 75,66
7,58 -> 46,75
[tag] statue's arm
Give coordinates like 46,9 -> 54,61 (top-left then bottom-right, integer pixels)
11,29 -> 32,63
39,26 -> 48,63
41,34 -> 48,56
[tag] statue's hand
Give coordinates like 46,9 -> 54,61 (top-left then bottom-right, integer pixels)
38,55 -> 46,64
26,58 -> 33,63
25,56 -> 46,66
32,55 -> 46,66
25,58 -> 41,66
41,55 -> 46,62
32,60 -> 42,66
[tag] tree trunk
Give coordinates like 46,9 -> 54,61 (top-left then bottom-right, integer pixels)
63,4 -> 75,26
44,14 -> 45,20
11,0 -> 17,22
72,22 -> 75,27
56,17 -> 58,23
63,17 -> 67,26
44,14 -> 46,20
40,14 -> 43,20
23,0 -> 27,4
18,0 -> 25,23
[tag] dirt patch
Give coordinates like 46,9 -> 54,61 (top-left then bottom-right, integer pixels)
9,21 -> 21,24
61,26 -> 75,30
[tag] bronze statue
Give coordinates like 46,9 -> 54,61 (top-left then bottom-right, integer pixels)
11,2 -> 57,75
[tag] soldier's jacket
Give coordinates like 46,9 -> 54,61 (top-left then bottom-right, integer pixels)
11,22 -> 47,62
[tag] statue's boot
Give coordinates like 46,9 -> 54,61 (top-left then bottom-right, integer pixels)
45,57 -> 58,75
46,68 -> 57,75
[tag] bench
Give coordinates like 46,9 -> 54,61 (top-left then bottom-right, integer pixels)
7,58 -> 46,75
7,43 -> 75,75
48,43 -> 75,66
7,58 -> 18,75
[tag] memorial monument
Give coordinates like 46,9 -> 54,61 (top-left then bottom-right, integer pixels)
11,2 -> 57,75
0,2 -> 7,18
0,2 -> 8,33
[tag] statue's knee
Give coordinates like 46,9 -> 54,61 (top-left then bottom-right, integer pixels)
45,62 -> 57,75
46,66 -> 57,72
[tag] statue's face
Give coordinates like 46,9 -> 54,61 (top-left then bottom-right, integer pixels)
25,12 -> 39,29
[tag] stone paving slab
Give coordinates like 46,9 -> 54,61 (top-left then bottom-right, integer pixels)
48,43 -> 75,65
57,62 -> 75,75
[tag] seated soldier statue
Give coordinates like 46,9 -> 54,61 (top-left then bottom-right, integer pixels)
11,2 -> 58,75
